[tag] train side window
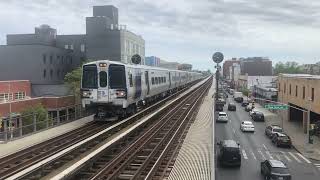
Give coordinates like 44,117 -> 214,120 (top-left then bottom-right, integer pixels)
152,77 -> 154,85
129,74 -> 133,87
165,77 -> 166,83
99,71 -> 107,87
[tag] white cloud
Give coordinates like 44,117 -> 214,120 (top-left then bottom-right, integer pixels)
1,0 -> 320,70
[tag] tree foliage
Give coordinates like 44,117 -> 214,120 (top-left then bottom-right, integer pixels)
21,103 -> 48,132
273,61 -> 303,75
64,66 -> 82,103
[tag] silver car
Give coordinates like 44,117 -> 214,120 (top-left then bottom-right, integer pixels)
217,112 -> 228,123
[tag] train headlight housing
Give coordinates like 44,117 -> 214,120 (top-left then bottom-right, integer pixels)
116,90 -> 126,98
82,91 -> 91,98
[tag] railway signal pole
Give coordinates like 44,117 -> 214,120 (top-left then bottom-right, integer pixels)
212,52 -> 224,100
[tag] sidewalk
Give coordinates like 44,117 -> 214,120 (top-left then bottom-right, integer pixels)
254,103 -> 320,161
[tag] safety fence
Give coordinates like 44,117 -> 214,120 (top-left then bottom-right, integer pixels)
0,104 -> 91,142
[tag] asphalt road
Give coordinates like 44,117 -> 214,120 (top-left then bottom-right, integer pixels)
214,95 -> 320,180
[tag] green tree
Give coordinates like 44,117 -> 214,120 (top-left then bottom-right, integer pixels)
64,66 -> 82,103
273,61 -> 302,75
21,103 -> 48,134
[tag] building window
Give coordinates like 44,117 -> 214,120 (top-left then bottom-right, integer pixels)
80,44 -> 85,52
295,85 -> 298,97
43,69 -> 47,78
57,55 -> 60,60
152,77 -> 154,85
14,92 -> 25,100
312,88 -> 314,101
0,93 -> 13,102
50,55 -> 53,64
57,69 -> 60,78
70,44 -> 74,50
289,84 -> 291,95
64,45 -> 68,49
61,56 -> 64,64
43,54 -> 46,64
70,57 -> 73,64
50,69 -> 53,78
303,86 -> 305,99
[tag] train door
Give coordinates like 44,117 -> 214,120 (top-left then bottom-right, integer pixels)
169,72 -> 172,88
135,69 -> 142,99
145,71 -> 150,95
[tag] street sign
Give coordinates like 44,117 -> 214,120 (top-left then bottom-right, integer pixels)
264,104 -> 288,110
131,54 -> 141,64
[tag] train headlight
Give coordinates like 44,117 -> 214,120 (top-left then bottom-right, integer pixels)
82,91 -> 91,98
116,90 -> 126,98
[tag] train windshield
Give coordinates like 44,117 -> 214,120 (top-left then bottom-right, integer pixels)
109,64 -> 126,89
82,65 -> 97,89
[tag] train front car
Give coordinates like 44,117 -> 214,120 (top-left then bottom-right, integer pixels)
81,61 -> 127,121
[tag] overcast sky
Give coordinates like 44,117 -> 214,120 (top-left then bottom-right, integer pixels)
1,0 -> 320,71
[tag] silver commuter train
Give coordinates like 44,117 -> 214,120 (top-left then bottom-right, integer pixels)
81,60 -> 202,120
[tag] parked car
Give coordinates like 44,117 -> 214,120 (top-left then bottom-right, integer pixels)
240,121 -> 255,132
261,159 -> 291,180
228,103 -> 236,111
241,101 -> 249,107
265,125 -> 283,138
271,132 -> 292,148
217,112 -> 228,123
252,111 -> 265,121
217,140 -> 241,167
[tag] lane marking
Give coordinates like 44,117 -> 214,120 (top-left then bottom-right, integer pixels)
275,154 -> 282,161
288,152 -> 301,163
251,150 -> 257,160
296,153 -> 311,164
258,150 -> 266,160
314,164 -> 320,166
265,151 -> 273,159
262,144 -> 268,151
280,151 -> 291,162
242,149 -> 248,159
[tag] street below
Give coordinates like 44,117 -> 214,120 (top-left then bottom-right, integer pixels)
215,95 -> 320,180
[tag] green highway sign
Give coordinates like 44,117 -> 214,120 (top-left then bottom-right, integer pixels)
264,104 -> 288,110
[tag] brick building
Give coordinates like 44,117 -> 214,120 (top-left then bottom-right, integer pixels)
0,80 -> 76,118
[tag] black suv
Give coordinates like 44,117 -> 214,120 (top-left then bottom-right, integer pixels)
261,159 -> 291,180
241,101 -> 249,107
217,140 -> 241,167
252,111 -> 265,121
228,103 -> 236,111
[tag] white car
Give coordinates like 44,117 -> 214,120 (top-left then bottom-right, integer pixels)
249,109 -> 259,117
217,112 -> 228,123
240,121 -> 255,132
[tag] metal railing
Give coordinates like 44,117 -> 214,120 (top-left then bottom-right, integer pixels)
0,104 -> 90,142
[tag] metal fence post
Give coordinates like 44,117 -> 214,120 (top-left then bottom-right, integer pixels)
4,119 -> 8,142
19,117 -> 22,137
57,110 -> 60,125
66,108 -> 69,121
75,105 -> 78,119
46,113 -> 49,128
33,112 -> 37,132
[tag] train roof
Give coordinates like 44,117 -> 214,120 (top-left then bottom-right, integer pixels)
84,60 -> 201,74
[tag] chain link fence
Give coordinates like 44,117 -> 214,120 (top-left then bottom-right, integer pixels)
0,104 -> 90,142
